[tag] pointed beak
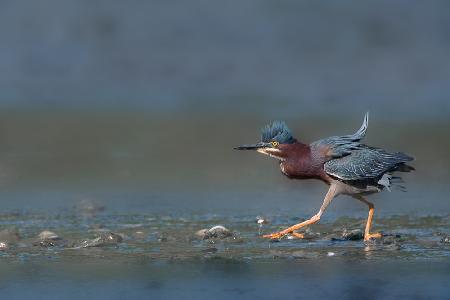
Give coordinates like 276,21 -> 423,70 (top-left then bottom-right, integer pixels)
234,142 -> 270,150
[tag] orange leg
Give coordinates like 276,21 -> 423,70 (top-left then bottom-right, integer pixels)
354,196 -> 382,241
263,184 -> 338,240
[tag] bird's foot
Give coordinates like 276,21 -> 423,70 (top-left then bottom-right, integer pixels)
262,231 -> 304,240
262,231 -> 287,240
364,232 -> 382,241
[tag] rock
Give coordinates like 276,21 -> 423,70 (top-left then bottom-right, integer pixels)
74,232 -> 123,248
208,225 -> 232,238
195,225 -> 232,240
256,216 -> 269,225
195,229 -> 209,238
34,230 -> 64,248
0,242 -> 8,250
38,230 -> 60,241
341,229 -> 364,241
37,240 -> 58,247
441,235 -> 450,244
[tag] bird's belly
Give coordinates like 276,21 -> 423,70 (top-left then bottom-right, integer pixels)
333,180 -> 382,195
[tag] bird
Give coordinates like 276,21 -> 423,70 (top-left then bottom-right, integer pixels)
234,112 -> 414,241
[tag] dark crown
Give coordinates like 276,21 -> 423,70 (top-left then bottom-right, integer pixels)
261,121 -> 296,144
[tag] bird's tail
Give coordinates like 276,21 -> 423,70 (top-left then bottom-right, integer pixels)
378,174 -> 409,192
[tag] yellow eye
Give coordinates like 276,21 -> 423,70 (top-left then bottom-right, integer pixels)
271,141 -> 279,147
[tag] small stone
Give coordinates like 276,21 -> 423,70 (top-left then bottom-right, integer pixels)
195,225 -> 232,240
208,225 -> 232,238
441,236 -> 450,244
0,242 -> 8,250
256,216 -> 269,225
38,231 -> 60,241
33,231 -> 64,248
341,229 -> 364,241
327,252 -> 335,256
195,229 -> 209,238
39,240 -> 57,247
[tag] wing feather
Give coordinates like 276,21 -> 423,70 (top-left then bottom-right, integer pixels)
324,146 -> 414,180
310,112 -> 369,159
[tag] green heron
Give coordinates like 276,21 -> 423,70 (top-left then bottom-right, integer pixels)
235,113 -> 414,241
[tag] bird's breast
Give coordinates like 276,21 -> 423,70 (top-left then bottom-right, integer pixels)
280,159 -> 326,181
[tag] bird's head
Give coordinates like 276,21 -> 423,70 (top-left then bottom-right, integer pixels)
234,121 -> 297,160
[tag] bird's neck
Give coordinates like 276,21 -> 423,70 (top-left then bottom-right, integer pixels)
280,142 -> 325,179
282,141 -> 311,159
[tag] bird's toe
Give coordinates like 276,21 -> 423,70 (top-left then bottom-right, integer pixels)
262,232 -> 285,240
290,232 -> 305,239
364,232 -> 382,241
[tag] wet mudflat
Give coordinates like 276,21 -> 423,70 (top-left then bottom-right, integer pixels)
1,212 -> 449,261
0,212 -> 449,299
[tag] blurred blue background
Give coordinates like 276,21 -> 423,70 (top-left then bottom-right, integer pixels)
1,2 -> 450,300
1,1 -> 450,118
0,0 -> 448,215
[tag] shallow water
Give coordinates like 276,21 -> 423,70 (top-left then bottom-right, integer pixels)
2,210 -> 450,260
1,210 -> 450,299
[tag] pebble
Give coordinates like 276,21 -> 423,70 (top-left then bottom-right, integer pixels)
33,231 -> 63,247
0,242 -> 8,250
195,225 -> 232,240
38,231 -> 60,241
341,229 -> 364,241
256,216 -> 269,225
440,235 -> 450,244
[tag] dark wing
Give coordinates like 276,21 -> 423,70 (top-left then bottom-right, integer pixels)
310,112 -> 368,160
324,146 -> 414,181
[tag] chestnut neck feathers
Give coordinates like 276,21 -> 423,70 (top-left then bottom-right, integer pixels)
278,142 -> 329,181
